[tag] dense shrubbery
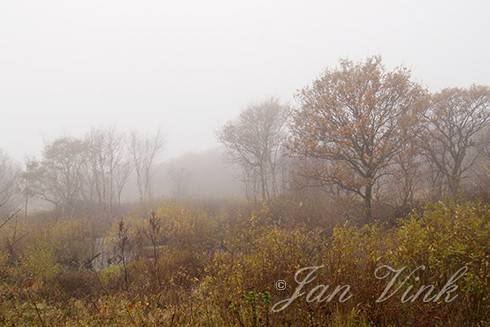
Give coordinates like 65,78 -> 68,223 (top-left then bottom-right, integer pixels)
0,200 -> 488,326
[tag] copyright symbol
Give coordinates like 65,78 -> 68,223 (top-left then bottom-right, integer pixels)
275,280 -> 287,291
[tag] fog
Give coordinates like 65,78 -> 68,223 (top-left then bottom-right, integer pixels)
1,0 -> 489,161
1,3 -> 490,324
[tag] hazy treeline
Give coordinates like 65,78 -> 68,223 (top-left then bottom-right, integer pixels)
219,56 -> 490,220
1,57 -> 490,224
0,128 -> 163,218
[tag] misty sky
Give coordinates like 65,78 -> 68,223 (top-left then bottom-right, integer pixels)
1,0 -> 489,161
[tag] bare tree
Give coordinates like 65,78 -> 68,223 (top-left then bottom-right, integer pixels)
145,211 -> 162,287
117,218 -> 130,290
85,127 -> 132,216
419,86 -> 490,197
290,57 -> 427,220
129,129 -> 164,203
218,98 -> 289,202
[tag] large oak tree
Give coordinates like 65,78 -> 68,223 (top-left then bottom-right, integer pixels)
290,57 -> 427,220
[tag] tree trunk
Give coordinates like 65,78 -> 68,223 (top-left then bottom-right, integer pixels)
364,183 -> 373,221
